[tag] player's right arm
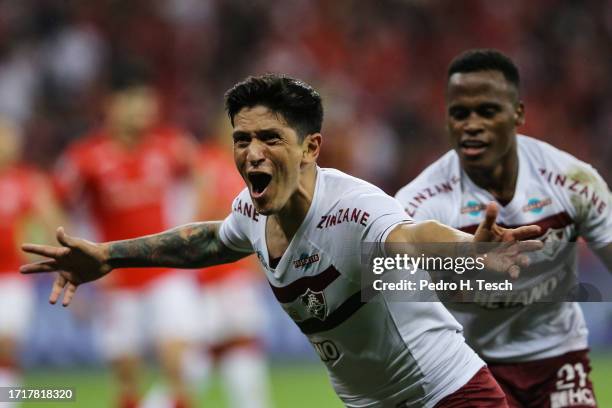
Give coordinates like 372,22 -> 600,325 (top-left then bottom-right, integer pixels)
20,221 -> 250,306
106,221 -> 247,268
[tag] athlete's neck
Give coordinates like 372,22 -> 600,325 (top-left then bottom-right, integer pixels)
273,165 -> 318,239
465,149 -> 519,206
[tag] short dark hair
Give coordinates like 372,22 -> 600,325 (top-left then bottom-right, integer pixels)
448,49 -> 520,89
224,74 -> 323,139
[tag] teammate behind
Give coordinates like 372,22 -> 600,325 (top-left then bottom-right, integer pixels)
0,117 -> 62,401
22,74 -> 544,407
395,49 -> 612,407
53,69 -> 200,408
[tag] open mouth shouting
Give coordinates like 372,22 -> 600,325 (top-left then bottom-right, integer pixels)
247,171 -> 273,199
459,139 -> 489,158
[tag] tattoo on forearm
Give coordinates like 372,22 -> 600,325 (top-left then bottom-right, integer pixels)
108,222 -> 242,269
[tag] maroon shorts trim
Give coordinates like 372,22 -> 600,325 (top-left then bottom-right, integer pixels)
488,349 -> 598,408
434,366 -> 509,408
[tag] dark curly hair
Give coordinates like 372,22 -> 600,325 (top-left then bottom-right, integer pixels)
225,74 -> 323,140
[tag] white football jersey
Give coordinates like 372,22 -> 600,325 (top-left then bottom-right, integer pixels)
220,168 -> 484,407
395,135 -> 612,362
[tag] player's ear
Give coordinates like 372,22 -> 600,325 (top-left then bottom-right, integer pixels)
302,133 -> 322,164
515,101 -> 525,127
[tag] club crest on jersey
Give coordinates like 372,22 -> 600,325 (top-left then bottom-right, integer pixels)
461,200 -> 486,216
522,197 -> 552,213
539,227 -> 567,260
300,289 -> 327,321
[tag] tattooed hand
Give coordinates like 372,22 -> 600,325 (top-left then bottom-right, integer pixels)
21,222 -> 249,306
21,227 -> 112,306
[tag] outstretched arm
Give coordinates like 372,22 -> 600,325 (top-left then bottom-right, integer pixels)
385,203 -> 542,278
106,221 -> 246,268
21,221 -> 249,306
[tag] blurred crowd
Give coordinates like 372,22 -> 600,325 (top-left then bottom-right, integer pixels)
1,0 -> 610,193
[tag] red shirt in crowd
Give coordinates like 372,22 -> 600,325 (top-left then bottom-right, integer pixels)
54,126 -> 195,289
0,165 -> 47,274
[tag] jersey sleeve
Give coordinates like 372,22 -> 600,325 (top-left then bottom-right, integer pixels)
394,151 -> 459,224
354,190 -> 413,246
395,183 -> 442,222
574,165 -> 612,248
218,192 -> 256,253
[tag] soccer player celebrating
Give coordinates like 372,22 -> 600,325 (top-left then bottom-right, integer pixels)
53,71 -> 200,408
24,74 -> 541,407
0,117 -> 62,399
395,49 -> 611,407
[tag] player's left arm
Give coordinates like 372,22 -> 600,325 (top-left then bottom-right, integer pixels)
385,202 -> 542,277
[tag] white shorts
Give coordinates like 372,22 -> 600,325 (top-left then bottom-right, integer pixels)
197,273 -> 266,346
96,272 -> 200,360
0,276 -> 33,341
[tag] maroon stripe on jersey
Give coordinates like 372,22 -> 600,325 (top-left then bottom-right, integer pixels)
297,290 -> 366,335
458,211 -> 573,235
269,265 -> 341,303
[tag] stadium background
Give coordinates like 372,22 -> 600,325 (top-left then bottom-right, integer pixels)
1,0 -> 610,406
